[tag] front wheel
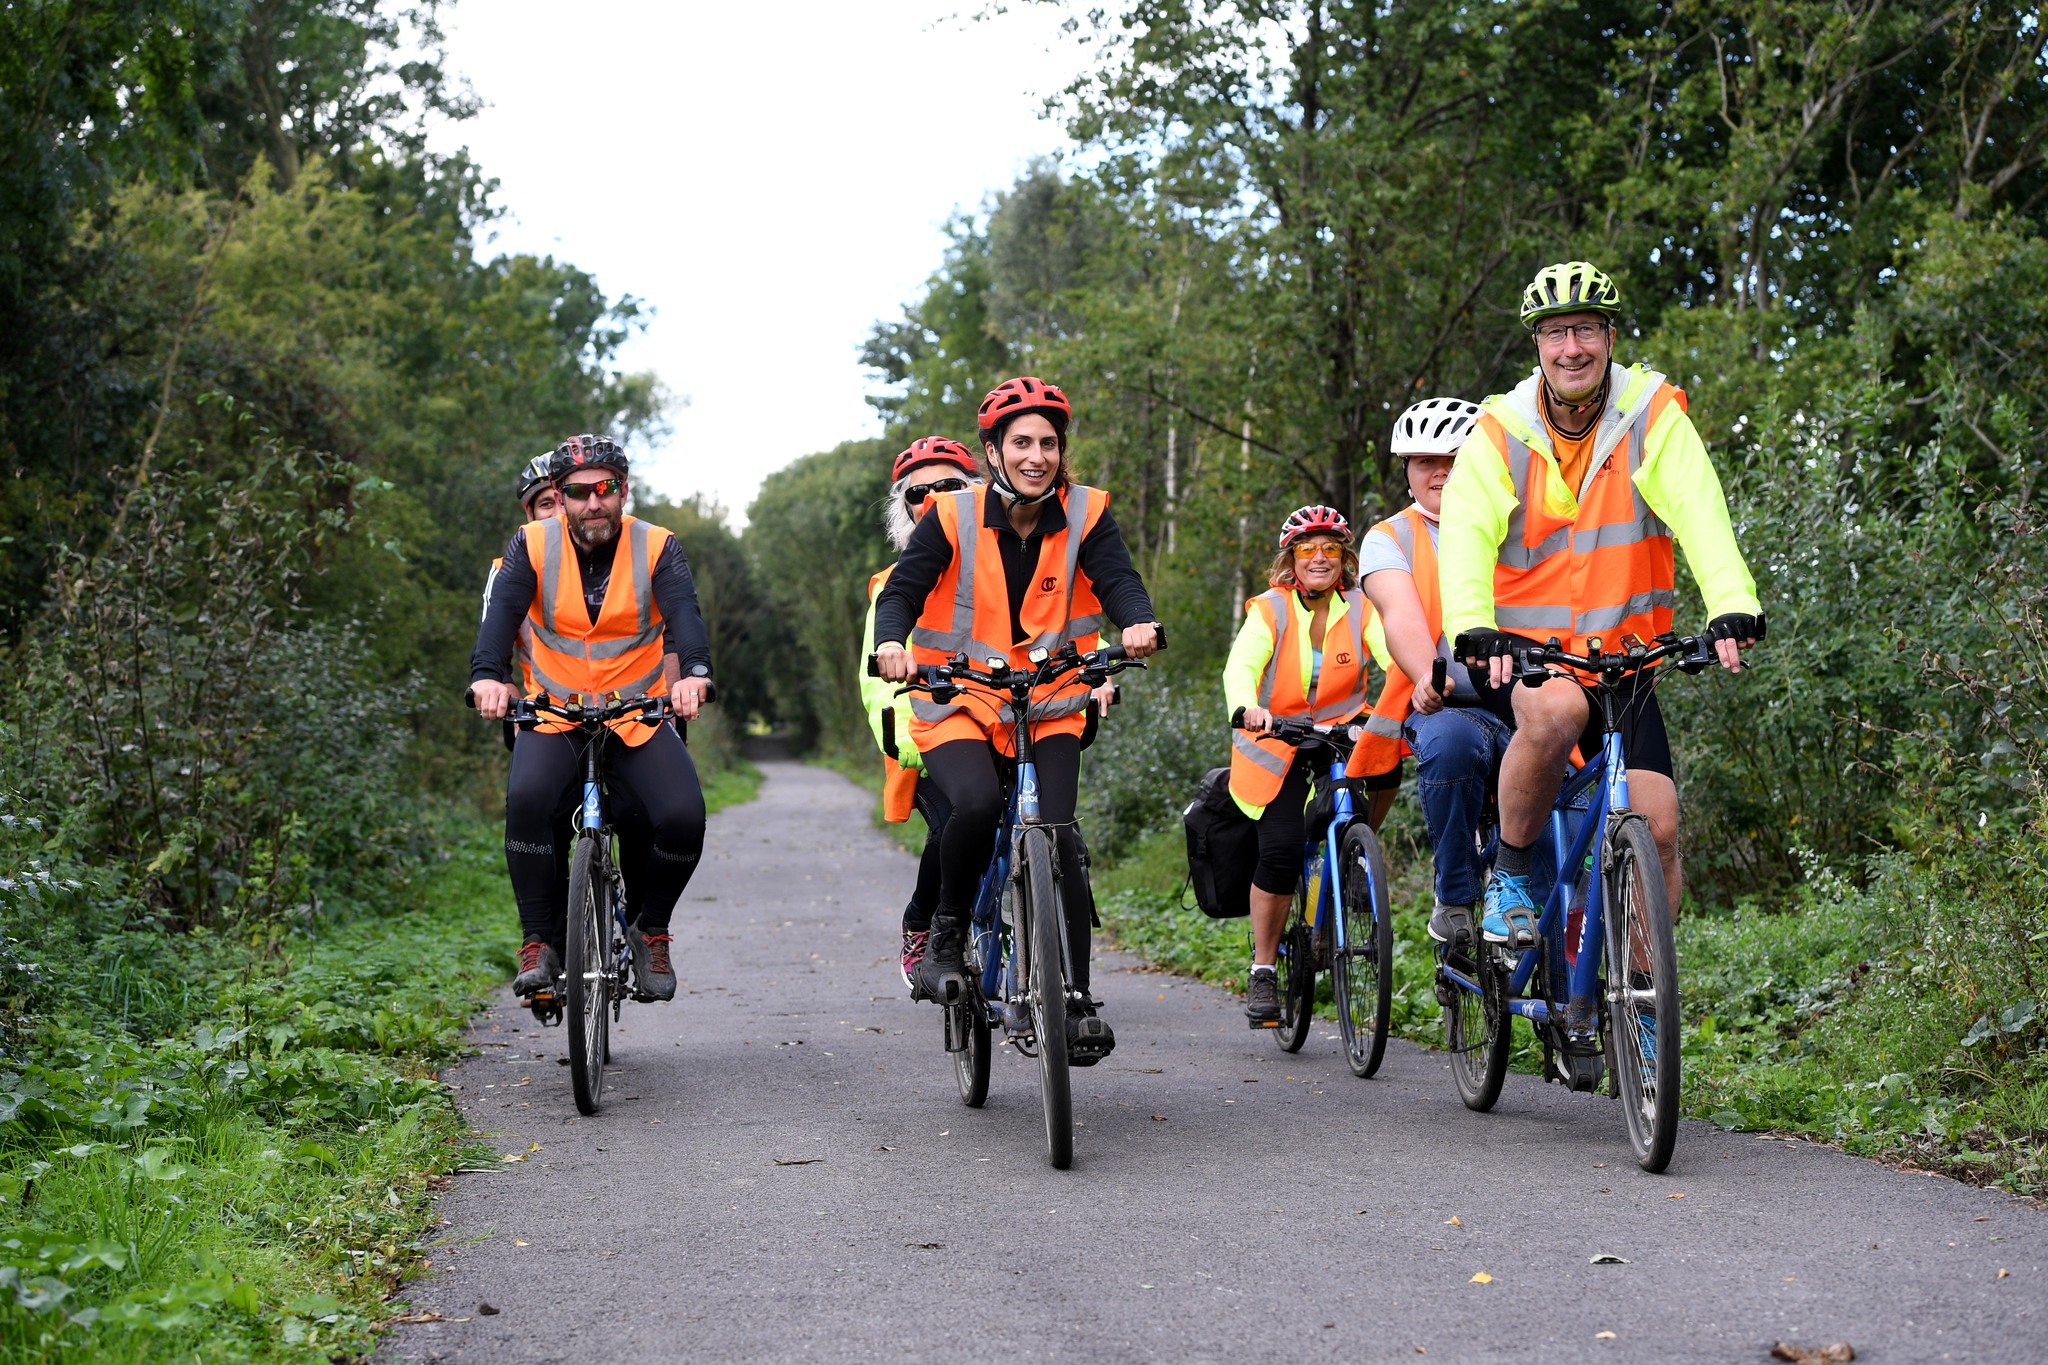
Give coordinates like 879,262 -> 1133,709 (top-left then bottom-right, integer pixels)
565,837 -> 611,1116
1604,813 -> 1679,1172
1020,827 -> 1072,1169
1332,824 -> 1392,1078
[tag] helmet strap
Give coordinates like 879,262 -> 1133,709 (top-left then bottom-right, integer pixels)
989,451 -> 1064,507
1541,369 -> 1609,440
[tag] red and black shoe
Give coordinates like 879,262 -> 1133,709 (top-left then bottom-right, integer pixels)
513,940 -> 562,998
629,926 -> 677,1002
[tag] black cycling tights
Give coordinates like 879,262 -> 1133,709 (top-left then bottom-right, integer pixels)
904,776 -> 952,934
920,735 -> 1094,992
504,724 -> 706,951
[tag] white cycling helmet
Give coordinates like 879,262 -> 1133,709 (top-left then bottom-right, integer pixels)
1390,396 -> 1482,457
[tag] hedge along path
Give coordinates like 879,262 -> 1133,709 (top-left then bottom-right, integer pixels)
390,759 -> 2048,1364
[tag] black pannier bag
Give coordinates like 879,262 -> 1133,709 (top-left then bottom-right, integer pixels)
1184,766 -> 1257,919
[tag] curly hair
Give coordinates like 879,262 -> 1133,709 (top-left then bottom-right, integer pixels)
883,468 -> 984,550
1266,544 -> 1359,592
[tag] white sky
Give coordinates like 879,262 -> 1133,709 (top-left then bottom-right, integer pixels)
431,1 -> 1087,523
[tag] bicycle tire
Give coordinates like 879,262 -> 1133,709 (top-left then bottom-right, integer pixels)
954,997 -> 992,1108
1274,910 -> 1314,1054
565,836 -> 609,1116
1333,823 -> 1393,1078
1020,826 -> 1073,1169
1603,813 -> 1679,1172
1445,939 -> 1511,1112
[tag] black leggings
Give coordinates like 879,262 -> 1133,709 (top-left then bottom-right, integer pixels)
921,735 -> 1094,992
903,774 -> 953,933
1251,751 -> 1316,895
505,724 -> 706,950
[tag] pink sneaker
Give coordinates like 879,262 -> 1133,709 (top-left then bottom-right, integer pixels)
899,929 -> 929,992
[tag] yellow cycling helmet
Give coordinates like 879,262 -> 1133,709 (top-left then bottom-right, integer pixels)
1520,261 -> 1622,328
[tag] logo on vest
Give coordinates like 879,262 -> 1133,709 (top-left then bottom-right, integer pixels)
1334,652 -> 1352,666
1040,575 -> 1058,592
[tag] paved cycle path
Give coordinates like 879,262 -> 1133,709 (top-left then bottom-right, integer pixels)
390,760 -> 2044,1364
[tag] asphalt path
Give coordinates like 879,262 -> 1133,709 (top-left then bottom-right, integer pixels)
389,759 -> 2045,1365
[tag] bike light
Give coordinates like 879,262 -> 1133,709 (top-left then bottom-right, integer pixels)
1027,647 -> 1049,665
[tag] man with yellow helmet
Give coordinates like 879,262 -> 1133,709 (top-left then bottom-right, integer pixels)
1440,261 -> 1763,946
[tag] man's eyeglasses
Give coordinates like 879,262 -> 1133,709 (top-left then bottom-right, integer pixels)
1292,542 -> 1347,560
560,478 -> 624,501
1534,321 -> 1611,347
904,477 -> 969,508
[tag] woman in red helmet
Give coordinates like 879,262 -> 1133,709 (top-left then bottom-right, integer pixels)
873,378 -> 1162,1064
1224,504 -> 1375,1027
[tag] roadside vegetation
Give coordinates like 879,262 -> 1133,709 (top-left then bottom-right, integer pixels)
768,5 -> 2048,1194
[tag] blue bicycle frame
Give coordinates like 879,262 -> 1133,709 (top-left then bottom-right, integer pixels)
1299,749 -> 1358,956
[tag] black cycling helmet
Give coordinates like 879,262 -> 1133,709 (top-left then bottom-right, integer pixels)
516,450 -> 558,507
555,433 -> 629,476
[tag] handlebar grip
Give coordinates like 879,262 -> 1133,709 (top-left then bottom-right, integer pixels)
1153,623 -> 1168,651
1098,644 -> 1129,663
880,707 -> 898,761
463,686 -> 477,709
1430,658 -> 1447,695
1230,706 -> 1248,729
866,652 -> 882,679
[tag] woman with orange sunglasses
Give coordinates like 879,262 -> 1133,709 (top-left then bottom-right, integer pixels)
1221,505 -> 1375,1026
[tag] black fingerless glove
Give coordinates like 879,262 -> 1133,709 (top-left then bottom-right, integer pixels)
1707,612 -> 1765,645
1453,627 -> 1528,667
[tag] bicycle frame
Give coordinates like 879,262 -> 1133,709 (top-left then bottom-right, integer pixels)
1300,746 -> 1359,959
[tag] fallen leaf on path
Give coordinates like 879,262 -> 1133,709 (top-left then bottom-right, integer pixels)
875,1145 -> 896,1152
506,1078 -> 530,1088
1595,1331 -> 1616,1340
907,1242 -> 943,1250
1973,1215 -> 1990,1221
1445,1217 -> 1462,1227
772,1157 -> 823,1166
1151,1115 -> 1168,1122
388,1311 -> 447,1324
1666,1192 -> 1686,1199
514,1240 -> 527,1247
1470,1272 -> 1493,1284
1589,1254 -> 1628,1264
499,1153 -> 525,1164
1998,1268 -> 2009,1279
477,1303 -> 500,1316
1770,1343 -> 1853,1363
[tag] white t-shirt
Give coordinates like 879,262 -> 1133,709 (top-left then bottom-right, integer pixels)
1359,513 -> 1473,694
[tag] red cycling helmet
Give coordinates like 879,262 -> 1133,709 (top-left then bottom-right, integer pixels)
892,436 -> 978,483
1277,504 -> 1353,549
976,376 -> 1072,436
554,433 -> 629,476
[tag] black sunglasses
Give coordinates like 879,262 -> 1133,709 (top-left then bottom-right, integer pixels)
904,477 -> 969,508
559,477 -> 623,501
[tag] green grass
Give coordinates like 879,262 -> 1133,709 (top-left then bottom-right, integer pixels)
0,758 -> 766,1360
1093,800 -> 2048,1196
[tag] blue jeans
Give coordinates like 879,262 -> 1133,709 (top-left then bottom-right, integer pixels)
1402,708 -> 1557,910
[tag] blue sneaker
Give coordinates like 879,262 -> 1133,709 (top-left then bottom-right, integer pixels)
1481,871 -> 1539,947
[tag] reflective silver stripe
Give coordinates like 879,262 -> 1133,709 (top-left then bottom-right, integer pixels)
1232,728 -> 1291,777
529,620 -> 660,661
1499,434 -> 1571,570
629,520 -> 653,638
527,655 -> 584,701
1253,590 -> 1292,708
1497,604 -> 1575,631
1052,486 -> 1095,648
1363,713 -> 1405,738
998,692 -> 1094,726
1385,513 -> 1416,564
1575,589 -> 1676,636
537,518 -> 563,637
1572,516 -> 1664,553
614,660 -> 664,698
910,693 -> 966,722
911,489 -> 986,657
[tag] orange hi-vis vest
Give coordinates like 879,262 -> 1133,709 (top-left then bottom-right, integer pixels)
488,556 -> 542,696
1350,507 -> 1441,779
522,514 -> 673,747
870,565 -> 918,823
907,483 -> 1108,756
1228,587 -> 1370,811
1484,368 -> 1683,655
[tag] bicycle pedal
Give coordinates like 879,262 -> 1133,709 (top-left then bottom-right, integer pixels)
1248,1017 -> 1280,1031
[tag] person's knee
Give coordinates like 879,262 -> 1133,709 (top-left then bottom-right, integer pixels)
1410,713 -> 1486,776
1629,771 -> 1680,857
1511,683 -> 1586,752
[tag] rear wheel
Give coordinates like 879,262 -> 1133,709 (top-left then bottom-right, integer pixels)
1604,813 -> 1679,1172
1274,901 -> 1314,1055
565,837 -> 610,1116
953,995 -> 992,1108
1445,940 -> 1511,1112
1333,824 -> 1393,1078
1021,828 -> 1072,1169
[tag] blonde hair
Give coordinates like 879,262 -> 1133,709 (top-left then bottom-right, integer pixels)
1266,544 -> 1359,593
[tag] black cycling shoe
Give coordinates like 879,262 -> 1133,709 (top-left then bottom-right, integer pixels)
1066,1001 -> 1114,1066
628,925 -> 677,1002
1245,968 -> 1281,1028
513,940 -> 562,998
911,920 -> 967,1005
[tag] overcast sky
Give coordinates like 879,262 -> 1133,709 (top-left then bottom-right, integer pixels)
431,1 -> 1087,522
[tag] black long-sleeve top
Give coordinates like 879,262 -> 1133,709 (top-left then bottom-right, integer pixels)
872,490 -> 1157,652
470,525 -> 712,684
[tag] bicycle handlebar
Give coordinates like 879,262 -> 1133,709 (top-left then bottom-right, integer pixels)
1505,630 -> 1718,688
464,686 -> 684,729
1227,707 -> 1358,756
